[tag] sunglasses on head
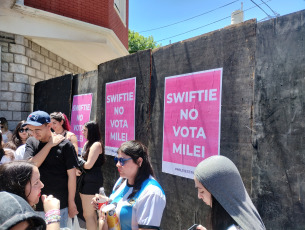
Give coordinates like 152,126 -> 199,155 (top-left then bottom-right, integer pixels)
114,157 -> 132,166
19,128 -> 28,133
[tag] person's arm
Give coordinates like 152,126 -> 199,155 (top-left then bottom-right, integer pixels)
83,142 -> 102,170
67,167 -> 78,218
28,134 -> 65,167
6,131 -> 13,142
68,133 -> 79,156
42,195 -> 60,230
195,225 -> 207,230
98,209 -> 109,230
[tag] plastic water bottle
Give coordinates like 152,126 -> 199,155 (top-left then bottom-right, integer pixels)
98,187 -> 108,210
102,203 -> 121,230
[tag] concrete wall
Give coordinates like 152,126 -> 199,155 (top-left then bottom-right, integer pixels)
96,11 -> 305,229
97,50 -> 152,192
33,10 -> 305,230
72,70 -> 99,122
0,31 -> 85,129
252,11 -> 305,229
149,19 -> 257,230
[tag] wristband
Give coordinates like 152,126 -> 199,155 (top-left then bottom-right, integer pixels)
45,209 -> 60,217
45,209 -> 61,225
45,214 -> 61,225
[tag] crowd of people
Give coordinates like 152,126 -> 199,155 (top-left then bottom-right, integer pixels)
0,112 -> 265,230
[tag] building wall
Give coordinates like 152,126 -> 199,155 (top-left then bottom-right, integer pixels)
109,1 -> 129,50
32,10 -> 305,229
0,31 -> 85,130
24,0 -> 129,48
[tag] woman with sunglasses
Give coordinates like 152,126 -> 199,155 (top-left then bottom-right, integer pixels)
50,112 -> 78,154
93,140 -> 166,230
0,117 -> 12,143
4,120 -> 31,161
12,120 -> 29,148
0,161 -> 61,230
78,121 -> 105,230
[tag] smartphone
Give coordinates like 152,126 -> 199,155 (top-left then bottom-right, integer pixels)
187,224 -> 199,230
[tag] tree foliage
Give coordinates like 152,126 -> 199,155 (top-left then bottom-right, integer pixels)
128,30 -> 161,53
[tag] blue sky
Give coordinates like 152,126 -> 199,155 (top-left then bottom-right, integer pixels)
129,0 -> 305,46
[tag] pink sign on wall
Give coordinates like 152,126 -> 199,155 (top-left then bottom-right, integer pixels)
162,68 -> 223,179
105,77 -> 136,156
70,93 -> 93,155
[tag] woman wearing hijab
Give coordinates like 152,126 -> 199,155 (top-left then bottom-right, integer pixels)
194,155 -> 265,230
0,191 -> 47,230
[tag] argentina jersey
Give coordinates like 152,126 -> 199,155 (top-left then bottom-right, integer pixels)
109,175 -> 166,230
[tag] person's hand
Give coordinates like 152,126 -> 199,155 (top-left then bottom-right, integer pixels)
68,200 -> 79,218
91,194 -> 109,210
98,207 -> 108,230
196,225 -> 207,230
76,169 -> 82,176
48,133 -> 65,147
41,195 -> 60,213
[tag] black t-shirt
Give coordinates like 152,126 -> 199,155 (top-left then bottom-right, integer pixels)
24,137 -> 79,211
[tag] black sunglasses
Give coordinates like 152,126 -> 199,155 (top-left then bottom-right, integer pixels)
19,128 -> 28,133
0,126 -> 3,128
114,157 -> 132,166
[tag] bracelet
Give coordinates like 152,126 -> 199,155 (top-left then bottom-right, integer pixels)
45,209 -> 61,225
45,209 -> 60,217
45,214 -> 61,225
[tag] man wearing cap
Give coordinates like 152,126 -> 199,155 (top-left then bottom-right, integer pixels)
23,110 -> 79,228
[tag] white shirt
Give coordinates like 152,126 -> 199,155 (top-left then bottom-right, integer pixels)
109,176 -> 166,230
14,144 -> 26,160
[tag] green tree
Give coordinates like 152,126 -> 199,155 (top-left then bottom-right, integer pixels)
128,30 -> 161,53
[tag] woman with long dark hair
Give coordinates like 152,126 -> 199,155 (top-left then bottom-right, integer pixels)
4,120 -> 29,161
0,161 -> 61,229
50,112 -> 78,154
78,121 -> 105,230
193,155 -> 265,230
92,140 -> 166,230
11,120 -> 29,148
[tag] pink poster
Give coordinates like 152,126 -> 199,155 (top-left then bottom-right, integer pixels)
162,68 -> 223,179
70,93 -> 93,155
105,77 -> 136,156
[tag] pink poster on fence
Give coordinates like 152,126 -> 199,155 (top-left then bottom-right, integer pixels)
70,93 -> 93,155
105,77 -> 136,156
162,68 -> 223,179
